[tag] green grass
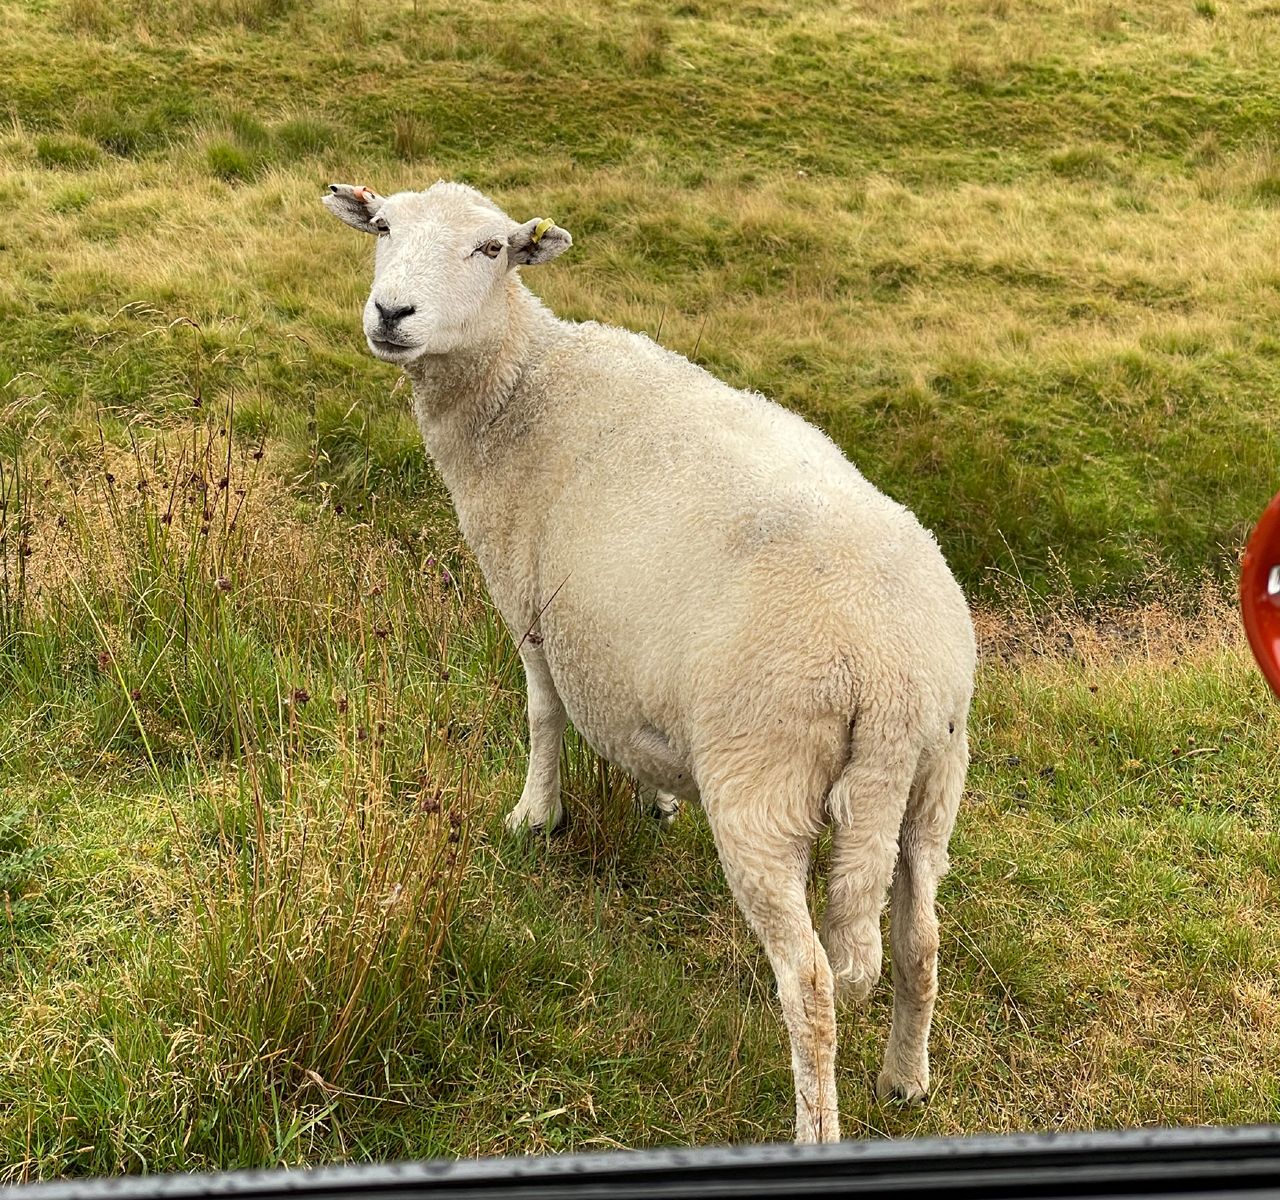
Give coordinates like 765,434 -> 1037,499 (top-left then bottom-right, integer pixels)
3,0 -> 1280,1181
3,463 -> 1278,1171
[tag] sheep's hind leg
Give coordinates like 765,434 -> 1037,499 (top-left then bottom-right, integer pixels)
706,796 -> 838,1144
878,731 -> 967,1103
505,648 -> 567,834
640,786 -> 681,826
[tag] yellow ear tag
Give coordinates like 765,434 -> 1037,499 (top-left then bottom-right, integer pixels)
530,217 -> 556,245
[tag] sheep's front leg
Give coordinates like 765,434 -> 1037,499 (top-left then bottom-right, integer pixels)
504,648 -> 567,834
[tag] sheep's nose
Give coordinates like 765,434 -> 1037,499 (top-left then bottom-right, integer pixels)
375,301 -> 416,325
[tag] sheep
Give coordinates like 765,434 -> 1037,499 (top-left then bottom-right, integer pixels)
322,179 -> 976,1144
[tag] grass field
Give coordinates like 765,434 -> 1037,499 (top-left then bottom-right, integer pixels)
3,0 -> 1280,1181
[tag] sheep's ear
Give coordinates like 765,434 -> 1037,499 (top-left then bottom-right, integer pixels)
508,218 -> 572,266
323,183 -> 384,234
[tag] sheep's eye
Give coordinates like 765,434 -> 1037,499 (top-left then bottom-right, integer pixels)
372,217 -> 390,236
479,238 -> 504,259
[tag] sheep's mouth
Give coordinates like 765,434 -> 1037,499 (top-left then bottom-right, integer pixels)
367,336 -> 421,360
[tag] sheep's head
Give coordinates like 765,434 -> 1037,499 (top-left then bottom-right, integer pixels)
323,180 -> 572,365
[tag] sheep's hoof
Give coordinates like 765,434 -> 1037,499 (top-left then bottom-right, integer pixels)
875,1071 -> 929,1105
503,801 -> 566,837
649,792 -> 681,827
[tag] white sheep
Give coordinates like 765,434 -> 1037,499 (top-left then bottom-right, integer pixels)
323,179 -> 976,1144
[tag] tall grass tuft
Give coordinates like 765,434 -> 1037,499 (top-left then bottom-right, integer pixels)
392,114 -> 433,163
0,450 -> 28,668
52,414 -> 273,751
5,367 -> 488,1139
176,690 -> 471,1093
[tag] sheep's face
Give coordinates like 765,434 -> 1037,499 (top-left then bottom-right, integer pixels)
323,180 -> 572,365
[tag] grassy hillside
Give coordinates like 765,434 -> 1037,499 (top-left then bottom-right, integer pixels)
3,0 -> 1279,597
3,0 -> 1280,1181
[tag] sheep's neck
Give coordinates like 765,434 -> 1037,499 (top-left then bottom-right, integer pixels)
404,278 -> 554,500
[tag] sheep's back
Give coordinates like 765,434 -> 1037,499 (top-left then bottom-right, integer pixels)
502,321 -> 974,768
